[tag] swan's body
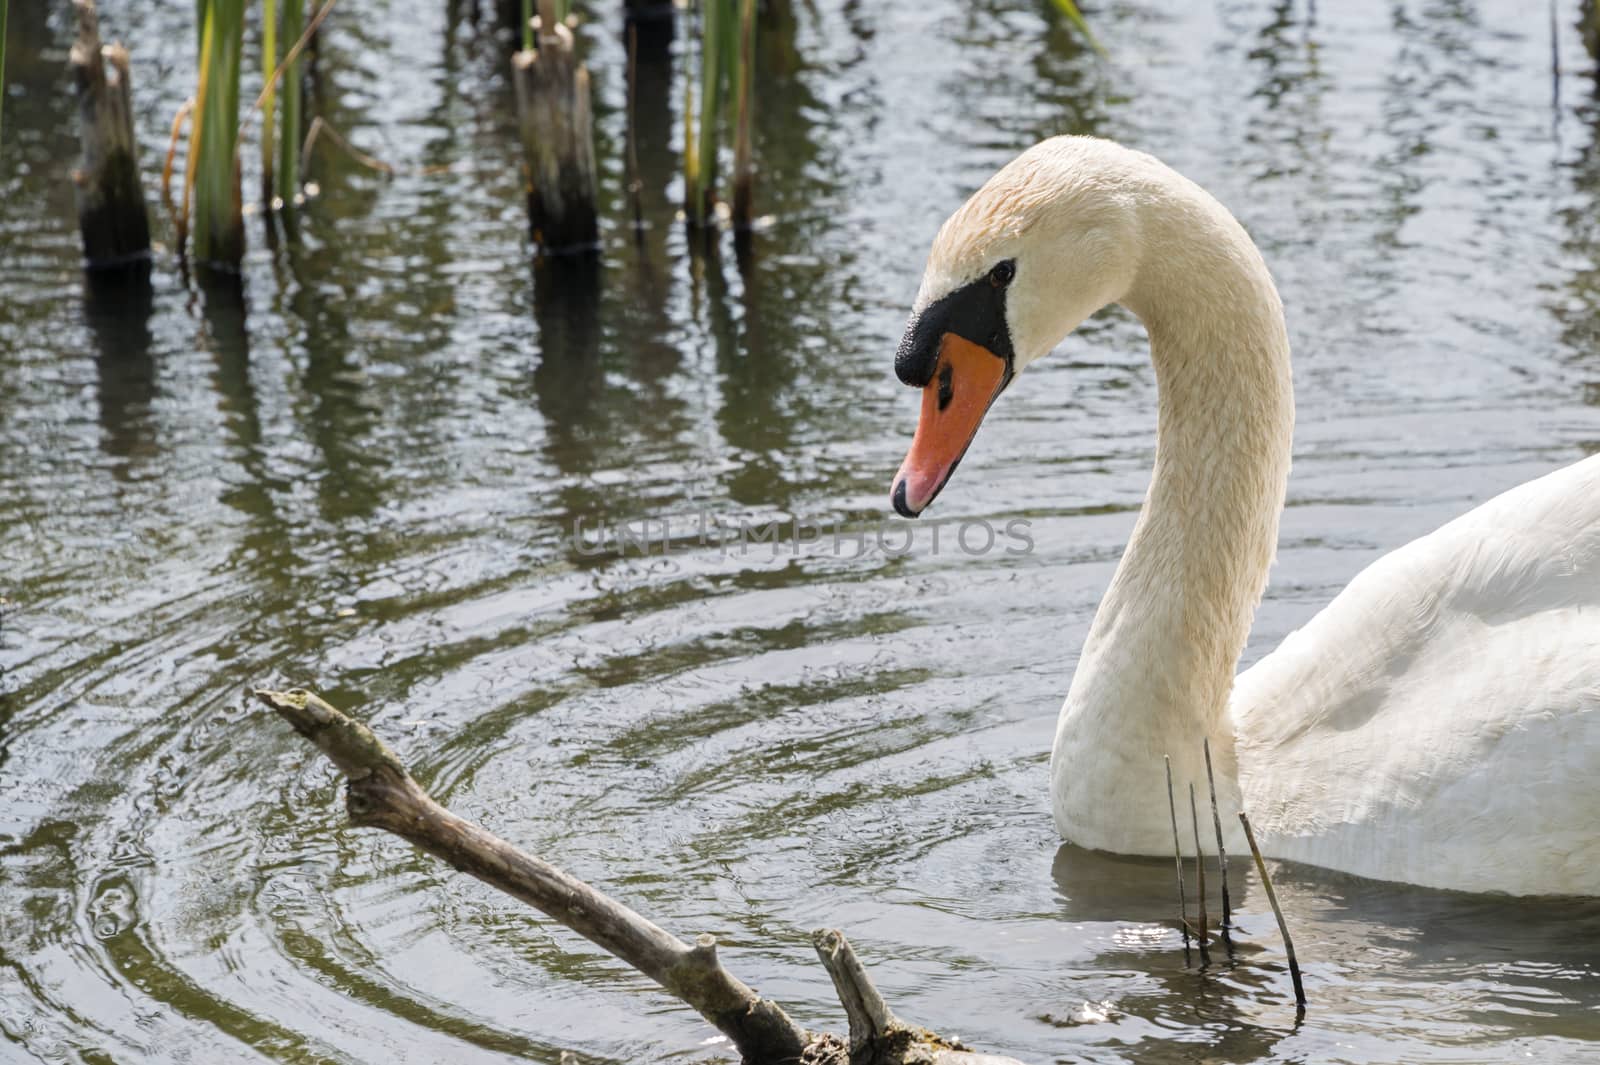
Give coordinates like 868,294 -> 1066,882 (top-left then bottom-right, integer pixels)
1230,458 -> 1600,893
890,136 -> 1600,896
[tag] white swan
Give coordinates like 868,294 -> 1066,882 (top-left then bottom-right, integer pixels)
889,136 -> 1600,896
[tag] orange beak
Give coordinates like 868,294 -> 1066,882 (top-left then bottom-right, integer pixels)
891,333 -> 1010,517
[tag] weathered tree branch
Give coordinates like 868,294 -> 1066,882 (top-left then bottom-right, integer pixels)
253,688 -> 1033,1065
814,929 -> 896,1052
810,929 -> 1026,1065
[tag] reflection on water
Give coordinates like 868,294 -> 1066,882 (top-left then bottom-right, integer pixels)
2,2 -> 1599,1063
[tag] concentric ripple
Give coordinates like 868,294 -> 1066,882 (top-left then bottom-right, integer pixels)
3,2 -> 1600,1063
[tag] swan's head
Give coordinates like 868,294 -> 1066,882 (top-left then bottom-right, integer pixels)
890,136 -> 1145,517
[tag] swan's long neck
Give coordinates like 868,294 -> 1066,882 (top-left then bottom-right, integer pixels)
1050,181 -> 1294,854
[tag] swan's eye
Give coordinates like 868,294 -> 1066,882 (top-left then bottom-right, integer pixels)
988,260 -> 1016,288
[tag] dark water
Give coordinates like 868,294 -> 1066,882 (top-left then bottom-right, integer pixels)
3,1 -> 1600,1062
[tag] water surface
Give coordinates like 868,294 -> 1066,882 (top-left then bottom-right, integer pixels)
2,1 -> 1599,1063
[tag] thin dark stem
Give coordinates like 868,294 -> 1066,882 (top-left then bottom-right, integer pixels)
1238,812 -> 1307,1014
1188,783 -> 1209,964
1203,738 -> 1232,939
626,19 -> 643,236
1553,0 -> 1561,122
0,0 -> 9,148
1164,756 -> 1191,955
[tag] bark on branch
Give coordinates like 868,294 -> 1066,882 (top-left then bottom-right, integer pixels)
253,687 -> 1033,1065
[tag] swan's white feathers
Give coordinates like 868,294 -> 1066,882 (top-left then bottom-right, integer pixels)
1233,456 -> 1600,894
917,136 -> 1600,895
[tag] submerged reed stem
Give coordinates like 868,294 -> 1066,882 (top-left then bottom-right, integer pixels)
1238,811 -> 1307,1013
1188,783 -> 1210,963
1164,756 -> 1190,952
1203,739 -> 1232,938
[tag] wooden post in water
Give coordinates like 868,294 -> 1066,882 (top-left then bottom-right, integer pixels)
70,0 -> 151,269
511,0 -> 599,253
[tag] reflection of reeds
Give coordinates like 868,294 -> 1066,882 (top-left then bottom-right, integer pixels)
0,0 -> 9,147
191,0 -> 246,266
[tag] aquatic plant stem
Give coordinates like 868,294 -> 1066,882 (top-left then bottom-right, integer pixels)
192,0 -> 246,266
253,688 -> 1032,1065
688,0 -> 729,225
1203,738 -> 1231,939
1045,0 -> 1106,57
1238,812 -> 1307,1013
1164,757 -> 1191,952
262,0 -> 276,200
1188,783 -> 1210,963
275,0 -> 305,206
248,0 -> 337,116
161,99 -> 193,248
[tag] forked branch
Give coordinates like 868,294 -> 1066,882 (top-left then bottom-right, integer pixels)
253,688 -> 1032,1065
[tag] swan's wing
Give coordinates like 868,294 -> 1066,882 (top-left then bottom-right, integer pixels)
1232,453 -> 1600,895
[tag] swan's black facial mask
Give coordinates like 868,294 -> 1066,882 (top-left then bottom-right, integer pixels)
890,270 -> 1017,518
893,274 -> 1016,388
